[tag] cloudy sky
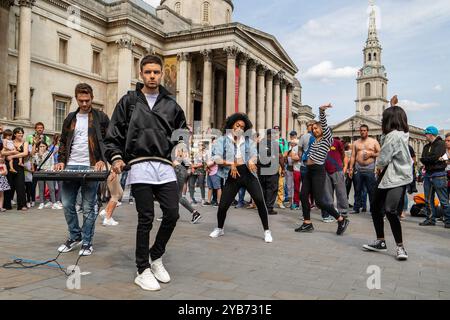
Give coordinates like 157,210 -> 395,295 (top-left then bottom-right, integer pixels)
144,0 -> 450,129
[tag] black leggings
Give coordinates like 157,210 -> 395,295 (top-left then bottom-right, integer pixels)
371,186 -> 405,244
217,165 -> 269,231
5,166 -> 27,210
300,164 -> 340,221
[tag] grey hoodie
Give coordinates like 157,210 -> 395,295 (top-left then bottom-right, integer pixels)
377,130 -> 413,189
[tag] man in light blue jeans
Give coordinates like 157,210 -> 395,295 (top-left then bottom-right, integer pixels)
55,83 -> 109,256
61,165 -> 99,247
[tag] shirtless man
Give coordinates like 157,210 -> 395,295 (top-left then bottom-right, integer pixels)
349,125 -> 380,214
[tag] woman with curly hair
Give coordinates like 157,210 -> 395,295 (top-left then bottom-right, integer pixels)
209,113 -> 273,243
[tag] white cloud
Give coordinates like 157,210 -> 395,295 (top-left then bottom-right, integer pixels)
142,0 -> 160,8
399,100 -> 439,111
282,0 -> 450,67
303,61 -> 358,81
433,85 -> 443,92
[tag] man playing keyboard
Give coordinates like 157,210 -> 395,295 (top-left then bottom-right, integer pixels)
55,83 -> 110,256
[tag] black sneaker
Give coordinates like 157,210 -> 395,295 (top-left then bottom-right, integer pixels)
202,202 -> 212,207
191,211 -> 202,224
419,220 -> 436,226
79,244 -> 93,256
295,223 -> 314,233
336,218 -> 350,235
268,210 -> 278,215
363,240 -> 387,252
57,239 -> 82,253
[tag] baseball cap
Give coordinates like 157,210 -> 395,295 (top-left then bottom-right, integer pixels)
289,131 -> 298,137
424,126 -> 439,136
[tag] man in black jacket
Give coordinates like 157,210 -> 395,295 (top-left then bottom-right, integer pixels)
105,55 -> 187,291
55,83 -> 109,256
419,126 -> 450,228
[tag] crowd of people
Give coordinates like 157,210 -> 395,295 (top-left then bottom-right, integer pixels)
1,55 -> 449,292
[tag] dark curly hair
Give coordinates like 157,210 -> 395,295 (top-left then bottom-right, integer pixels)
223,113 -> 253,132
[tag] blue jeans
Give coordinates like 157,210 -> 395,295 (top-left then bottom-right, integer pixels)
353,171 -> 375,212
61,165 -> 99,246
424,175 -> 450,224
238,187 -> 246,204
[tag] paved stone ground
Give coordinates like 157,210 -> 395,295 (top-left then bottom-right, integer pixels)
0,188 -> 449,300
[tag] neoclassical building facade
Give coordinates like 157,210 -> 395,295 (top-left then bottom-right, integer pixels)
0,0 -> 313,138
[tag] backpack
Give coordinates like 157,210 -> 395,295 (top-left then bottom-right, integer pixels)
410,204 -> 427,217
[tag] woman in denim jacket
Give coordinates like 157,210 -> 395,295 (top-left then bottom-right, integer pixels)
209,113 -> 273,243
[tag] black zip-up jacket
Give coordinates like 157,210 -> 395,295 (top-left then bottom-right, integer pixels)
104,83 -> 187,166
58,107 -> 110,166
420,136 -> 446,174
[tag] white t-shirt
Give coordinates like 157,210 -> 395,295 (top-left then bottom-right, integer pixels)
126,93 -> 177,186
292,146 -> 301,172
67,113 -> 90,166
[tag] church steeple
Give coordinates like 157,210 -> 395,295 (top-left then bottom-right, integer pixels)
355,0 -> 388,121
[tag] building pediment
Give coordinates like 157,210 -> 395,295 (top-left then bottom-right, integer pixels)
236,24 -> 298,73
332,115 -> 382,132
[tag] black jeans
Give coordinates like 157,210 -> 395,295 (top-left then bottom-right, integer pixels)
300,164 -> 340,221
258,173 -> 279,212
132,182 -> 180,274
217,165 -> 269,231
371,186 -> 405,244
4,165 -> 27,210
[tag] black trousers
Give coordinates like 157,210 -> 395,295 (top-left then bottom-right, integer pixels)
132,182 -> 180,274
4,166 -> 27,210
300,164 -> 340,221
371,186 -> 405,244
258,173 -> 279,212
25,182 -> 33,203
217,165 -> 269,231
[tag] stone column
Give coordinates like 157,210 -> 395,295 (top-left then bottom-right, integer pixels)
15,0 -> 35,121
201,49 -> 213,131
287,85 -> 294,133
0,1 -> 14,120
265,71 -> 274,130
238,53 -> 249,114
224,46 -> 239,116
116,36 -> 134,101
177,52 -> 190,114
247,60 -> 257,126
216,71 -> 225,130
256,65 -> 267,131
273,74 -> 281,128
281,81 -> 287,139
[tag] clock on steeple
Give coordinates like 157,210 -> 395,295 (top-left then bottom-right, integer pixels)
355,0 -> 389,121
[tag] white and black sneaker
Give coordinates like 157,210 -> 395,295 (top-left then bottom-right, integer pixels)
396,246 -> 408,261
363,240 -> 388,252
57,239 -> 82,253
79,244 -> 93,256
191,211 -> 202,224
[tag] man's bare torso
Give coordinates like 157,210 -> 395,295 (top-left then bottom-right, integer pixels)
354,137 -> 378,166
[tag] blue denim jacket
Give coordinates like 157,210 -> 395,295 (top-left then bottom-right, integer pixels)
212,135 -> 258,180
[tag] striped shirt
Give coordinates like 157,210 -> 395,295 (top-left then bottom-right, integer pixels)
308,109 -> 333,165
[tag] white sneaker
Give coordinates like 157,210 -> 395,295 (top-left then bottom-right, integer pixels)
209,228 -> 224,238
322,217 -> 335,223
103,217 -> 119,226
135,268 -> 161,291
44,202 -> 52,209
151,258 -> 171,283
51,203 -> 60,210
116,201 -> 122,208
26,202 -> 31,208
99,209 -> 106,218
264,230 -> 273,243
278,203 -> 286,209
38,203 -> 45,210
79,245 -> 93,256
31,202 -> 35,207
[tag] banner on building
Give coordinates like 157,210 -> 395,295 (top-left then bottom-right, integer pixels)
163,56 -> 177,96
235,66 -> 240,113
